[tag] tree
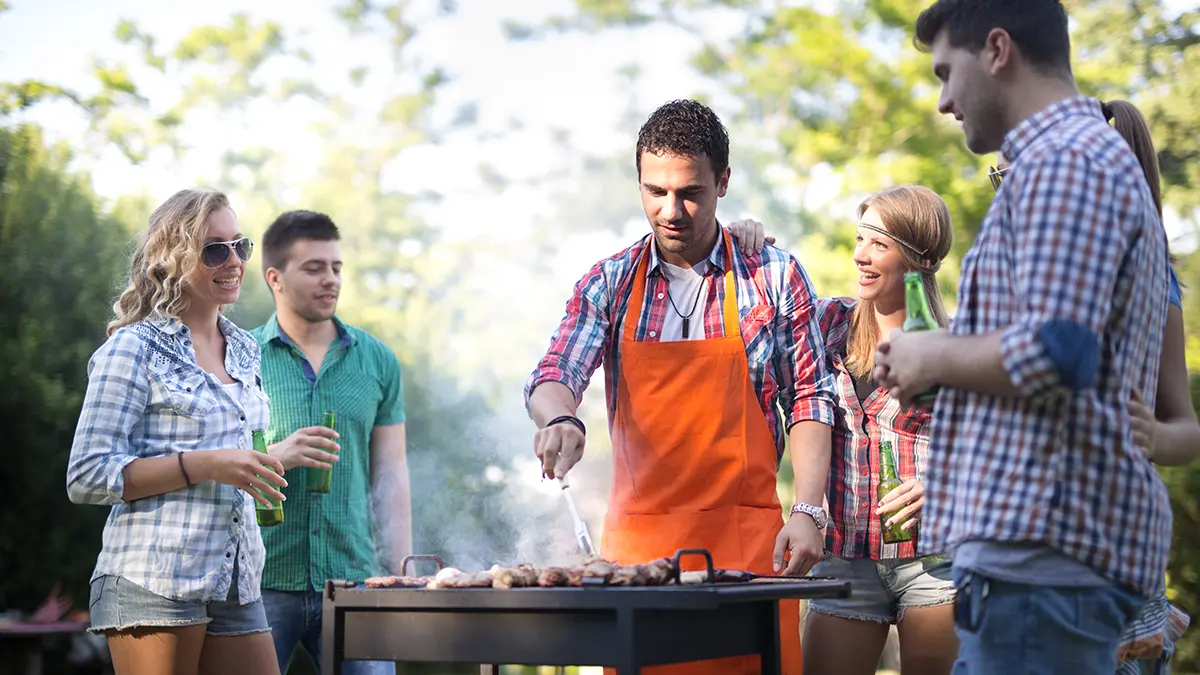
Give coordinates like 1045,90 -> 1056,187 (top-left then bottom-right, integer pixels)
0,125 -> 132,613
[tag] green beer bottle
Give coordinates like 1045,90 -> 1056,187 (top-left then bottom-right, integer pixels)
306,410 -> 336,493
877,441 -> 914,545
902,271 -> 940,404
253,429 -> 284,527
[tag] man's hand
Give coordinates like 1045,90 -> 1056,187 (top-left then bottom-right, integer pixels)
726,218 -> 776,257
535,422 -> 586,479
773,513 -> 824,576
876,479 -> 924,531
270,426 -> 341,472
1129,388 -> 1159,462
874,328 -> 948,408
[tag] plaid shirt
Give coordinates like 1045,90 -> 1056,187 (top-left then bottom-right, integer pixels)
924,96 -> 1172,596
66,315 -> 270,604
525,230 -> 836,459
819,297 -> 932,560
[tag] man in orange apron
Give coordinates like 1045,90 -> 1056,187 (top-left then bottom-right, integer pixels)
525,99 -> 836,675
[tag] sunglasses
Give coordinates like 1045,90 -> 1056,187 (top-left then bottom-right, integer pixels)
988,165 -> 1010,192
201,237 -> 254,268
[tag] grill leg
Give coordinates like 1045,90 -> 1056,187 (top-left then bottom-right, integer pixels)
322,582 -> 342,675
616,609 -> 640,675
758,600 -> 782,675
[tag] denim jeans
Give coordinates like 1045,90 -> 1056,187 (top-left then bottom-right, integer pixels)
952,569 -> 1146,674
262,587 -> 395,675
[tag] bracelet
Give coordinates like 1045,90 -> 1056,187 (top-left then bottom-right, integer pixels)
178,452 -> 193,487
546,415 -> 586,437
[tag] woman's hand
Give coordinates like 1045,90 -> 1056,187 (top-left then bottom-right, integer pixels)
1129,388 -> 1159,462
875,479 -> 924,531
189,449 -> 288,508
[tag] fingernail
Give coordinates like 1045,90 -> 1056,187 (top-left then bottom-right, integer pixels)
773,563 -> 781,572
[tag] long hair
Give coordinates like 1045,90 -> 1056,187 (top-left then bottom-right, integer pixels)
1103,100 -> 1162,218
846,185 -> 955,380
107,188 -> 232,335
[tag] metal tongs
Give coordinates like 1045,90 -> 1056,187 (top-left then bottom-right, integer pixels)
557,476 -> 596,557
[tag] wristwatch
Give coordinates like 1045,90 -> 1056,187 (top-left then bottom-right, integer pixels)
790,502 -> 828,529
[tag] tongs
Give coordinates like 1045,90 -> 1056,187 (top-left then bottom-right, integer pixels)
557,476 -> 596,557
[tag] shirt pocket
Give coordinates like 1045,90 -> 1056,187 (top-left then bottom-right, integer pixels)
739,304 -> 776,365
152,368 -> 217,419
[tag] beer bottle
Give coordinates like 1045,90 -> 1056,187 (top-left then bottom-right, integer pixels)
253,429 -> 284,527
877,441 -> 914,544
306,410 -> 336,493
902,271 -> 940,404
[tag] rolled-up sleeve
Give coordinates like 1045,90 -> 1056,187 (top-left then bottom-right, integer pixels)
524,262 -> 612,413
999,151 -> 1134,399
776,255 -> 837,428
66,329 -> 149,505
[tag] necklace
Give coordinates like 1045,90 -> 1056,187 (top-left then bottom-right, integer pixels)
666,272 -> 706,337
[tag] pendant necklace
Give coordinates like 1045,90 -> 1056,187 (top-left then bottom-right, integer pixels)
666,271 -> 706,337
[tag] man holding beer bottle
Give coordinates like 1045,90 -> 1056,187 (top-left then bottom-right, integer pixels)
252,210 -> 409,675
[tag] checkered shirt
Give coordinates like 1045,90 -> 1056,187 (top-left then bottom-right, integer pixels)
923,96 -> 1172,596
819,297 -> 934,560
67,315 -> 271,604
525,229 -> 837,460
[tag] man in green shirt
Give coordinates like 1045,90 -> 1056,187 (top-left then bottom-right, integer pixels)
252,210 -> 410,675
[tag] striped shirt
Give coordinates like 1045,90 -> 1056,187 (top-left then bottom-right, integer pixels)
818,297 -> 933,560
525,230 -> 837,460
66,315 -> 270,604
252,314 -> 406,591
923,96 -> 1172,596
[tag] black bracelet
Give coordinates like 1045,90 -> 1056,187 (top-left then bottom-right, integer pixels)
178,452 -> 193,487
546,415 -> 586,437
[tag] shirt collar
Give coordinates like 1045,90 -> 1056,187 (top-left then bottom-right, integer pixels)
645,224 -> 730,279
265,312 -> 355,348
1001,95 -> 1103,164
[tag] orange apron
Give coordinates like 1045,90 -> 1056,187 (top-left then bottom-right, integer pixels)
601,230 -> 802,675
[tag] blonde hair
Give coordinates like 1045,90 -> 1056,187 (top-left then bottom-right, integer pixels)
846,185 -> 955,380
108,188 -> 232,335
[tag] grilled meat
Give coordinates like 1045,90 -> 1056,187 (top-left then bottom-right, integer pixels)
374,557 -> 751,589
364,575 -> 431,588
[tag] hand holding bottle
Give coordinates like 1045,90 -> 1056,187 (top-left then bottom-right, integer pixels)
875,479 -> 924,531
189,449 -> 287,509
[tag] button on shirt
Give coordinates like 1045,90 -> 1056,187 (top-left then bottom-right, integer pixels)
923,96 -> 1172,596
253,315 -> 406,591
66,315 -> 270,604
818,297 -> 933,560
525,231 -> 836,460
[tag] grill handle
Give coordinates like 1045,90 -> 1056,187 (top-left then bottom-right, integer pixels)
670,548 -> 715,584
401,555 -> 446,577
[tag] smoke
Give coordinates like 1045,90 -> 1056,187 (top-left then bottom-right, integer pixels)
367,366 -> 607,576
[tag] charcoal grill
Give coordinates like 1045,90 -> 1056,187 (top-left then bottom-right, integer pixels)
321,549 -> 851,674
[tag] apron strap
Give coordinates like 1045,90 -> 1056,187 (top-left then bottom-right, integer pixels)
623,229 -> 741,341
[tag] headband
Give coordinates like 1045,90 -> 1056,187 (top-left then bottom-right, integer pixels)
857,221 -> 941,273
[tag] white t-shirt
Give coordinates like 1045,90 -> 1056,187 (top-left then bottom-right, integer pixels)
659,260 -> 710,342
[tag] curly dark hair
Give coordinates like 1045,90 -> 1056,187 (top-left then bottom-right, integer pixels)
914,0 -> 1071,75
635,99 -> 730,184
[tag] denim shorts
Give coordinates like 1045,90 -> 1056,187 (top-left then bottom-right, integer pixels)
807,554 -> 956,624
88,572 -> 270,637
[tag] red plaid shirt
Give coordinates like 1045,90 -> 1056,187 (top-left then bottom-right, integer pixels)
526,231 -> 837,460
818,297 -> 934,560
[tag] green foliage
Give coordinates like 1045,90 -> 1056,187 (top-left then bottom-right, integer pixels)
0,125 -> 131,611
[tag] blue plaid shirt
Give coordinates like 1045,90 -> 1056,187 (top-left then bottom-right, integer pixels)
66,315 -> 271,604
924,96 -> 1172,596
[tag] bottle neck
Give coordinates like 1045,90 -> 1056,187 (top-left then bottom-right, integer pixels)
905,281 -> 931,320
879,444 -> 899,480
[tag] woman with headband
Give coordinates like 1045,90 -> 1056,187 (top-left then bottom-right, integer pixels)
730,184 -> 959,674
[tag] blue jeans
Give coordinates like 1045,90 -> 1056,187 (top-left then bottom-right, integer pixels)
952,569 -> 1146,674
262,587 -> 395,675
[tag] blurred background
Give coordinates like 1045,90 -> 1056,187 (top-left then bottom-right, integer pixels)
1,0 -> 1198,673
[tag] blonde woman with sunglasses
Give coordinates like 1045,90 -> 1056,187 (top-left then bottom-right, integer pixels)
67,188 -> 288,675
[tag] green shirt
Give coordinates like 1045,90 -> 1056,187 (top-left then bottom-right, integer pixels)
252,314 -> 406,591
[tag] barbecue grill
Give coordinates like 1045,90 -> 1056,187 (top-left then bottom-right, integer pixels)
321,549 -> 851,674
